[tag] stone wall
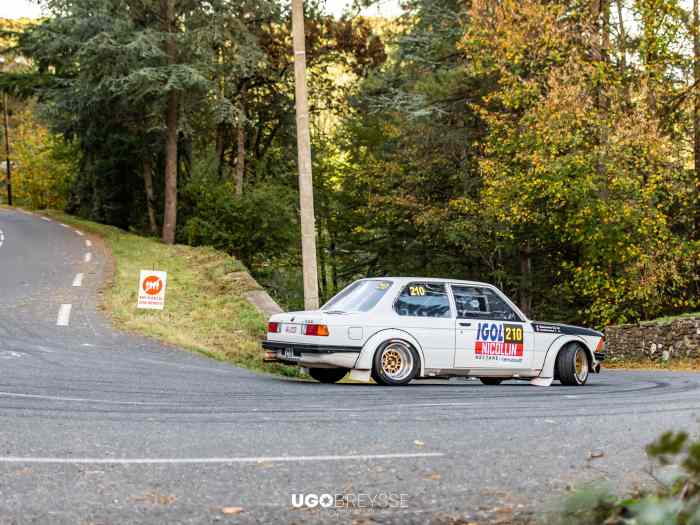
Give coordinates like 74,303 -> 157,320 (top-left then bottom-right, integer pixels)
605,316 -> 700,361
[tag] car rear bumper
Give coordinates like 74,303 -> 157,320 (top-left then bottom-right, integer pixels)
262,340 -> 362,368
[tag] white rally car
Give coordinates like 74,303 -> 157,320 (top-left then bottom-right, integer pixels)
262,278 -> 605,386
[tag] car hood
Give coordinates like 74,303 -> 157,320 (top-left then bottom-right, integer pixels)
531,321 -> 603,338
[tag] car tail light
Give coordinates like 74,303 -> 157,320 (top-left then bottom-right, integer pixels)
595,338 -> 605,352
304,324 -> 329,336
268,322 -> 280,333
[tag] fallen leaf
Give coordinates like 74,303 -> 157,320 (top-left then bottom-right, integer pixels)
414,440 -> 425,447
221,507 -> 244,515
424,473 -> 441,481
589,450 -> 605,459
129,491 -> 176,505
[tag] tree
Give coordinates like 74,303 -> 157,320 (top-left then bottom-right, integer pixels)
335,0 -> 698,325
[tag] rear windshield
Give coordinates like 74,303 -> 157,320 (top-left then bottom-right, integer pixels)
322,280 -> 392,313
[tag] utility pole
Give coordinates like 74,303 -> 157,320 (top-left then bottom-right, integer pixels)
2,91 -> 11,206
291,0 -> 320,310
694,0 -> 700,239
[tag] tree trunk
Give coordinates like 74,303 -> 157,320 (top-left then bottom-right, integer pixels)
518,242 -> 532,317
640,6 -> 658,116
330,233 -> 338,294
215,123 -> 226,179
161,0 -> 178,245
291,0 -> 320,310
318,219 -> 327,303
143,157 -> 158,235
616,0 -> 630,104
694,0 -> 700,239
3,92 -> 12,207
601,0 -> 610,60
215,46 -> 226,180
235,89 -> 245,196
235,125 -> 244,195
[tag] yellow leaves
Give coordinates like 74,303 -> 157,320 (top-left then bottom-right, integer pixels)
9,102 -> 76,210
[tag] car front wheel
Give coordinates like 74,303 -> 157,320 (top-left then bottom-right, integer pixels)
372,340 -> 420,386
308,368 -> 348,384
556,344 -> 589,386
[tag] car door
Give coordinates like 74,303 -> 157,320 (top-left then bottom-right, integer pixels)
451,285 -> 533,370
393,282 -> 454,369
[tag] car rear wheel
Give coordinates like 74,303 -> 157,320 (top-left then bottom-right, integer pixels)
479,378 -> 503,386
372,340 -> 419,386
556,344 -> 589,386
308,368 -> 348,384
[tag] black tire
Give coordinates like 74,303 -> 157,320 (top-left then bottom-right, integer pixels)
479,378 -> 503,386
308,368 -> 348,384
372,340 -> 420,386
556,344 -> 589,386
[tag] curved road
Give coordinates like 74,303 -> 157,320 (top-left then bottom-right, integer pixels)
1,207 -> 699,524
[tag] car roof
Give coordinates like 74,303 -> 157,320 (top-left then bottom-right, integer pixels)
363,277 -> 494,288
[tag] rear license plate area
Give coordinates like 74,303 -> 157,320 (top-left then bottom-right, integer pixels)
283,324 -> 299,334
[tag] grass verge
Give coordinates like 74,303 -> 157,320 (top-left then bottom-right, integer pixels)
42,210 -> 300,377
603,357 -> 700,372
639,311 -> 700,325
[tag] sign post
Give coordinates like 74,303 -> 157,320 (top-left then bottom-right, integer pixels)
137,270 -> 167,310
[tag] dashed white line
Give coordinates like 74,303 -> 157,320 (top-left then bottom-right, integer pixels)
0,229 -> 4,248
75,230 -> 84,236
85,240 -> 92,248
84,252 -> 92,263
72,273 -> 84,287
60,223 -> 69,228
0,453 -> 444,465
56,304 -> 72,326
41,217 -> 51,222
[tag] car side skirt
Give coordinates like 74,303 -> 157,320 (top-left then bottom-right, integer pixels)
422,368 -> 541,379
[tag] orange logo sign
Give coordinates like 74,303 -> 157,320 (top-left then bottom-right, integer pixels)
142,275 -> 163,296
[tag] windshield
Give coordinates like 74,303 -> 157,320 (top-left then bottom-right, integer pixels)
322,280 -> 393,312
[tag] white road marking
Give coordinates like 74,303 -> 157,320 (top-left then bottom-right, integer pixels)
60,223 -> 69,228
84,252 -> 92,263
0,391 -> 207,406
85,240 -> 92,247
56,304 -> 72,326
138,358 -> 233,374
75,230 -> 84,236
0,389 -> 475,412
0,351 -> 24,359
41,217 -> 51,222
0,229 -> 4,248
0,453 -> 444,465
72,273 -> 84,287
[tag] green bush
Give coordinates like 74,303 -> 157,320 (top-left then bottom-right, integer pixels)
180,159 -> 300,271
546,431 -> 700,525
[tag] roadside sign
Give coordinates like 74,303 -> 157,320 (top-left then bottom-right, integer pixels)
137,270 -> 167,310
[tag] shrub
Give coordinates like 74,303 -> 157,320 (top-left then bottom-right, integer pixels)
180,161 -> 300,270
546,430 -> 700,525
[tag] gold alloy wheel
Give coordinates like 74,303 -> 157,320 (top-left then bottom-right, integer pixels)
574,348 -> 589,383
380,342 -> 414,381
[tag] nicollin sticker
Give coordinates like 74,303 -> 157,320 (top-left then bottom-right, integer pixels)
474,322 -> 524,360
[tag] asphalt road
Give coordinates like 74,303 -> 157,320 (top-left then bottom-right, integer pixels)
1,207 -> 699,525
